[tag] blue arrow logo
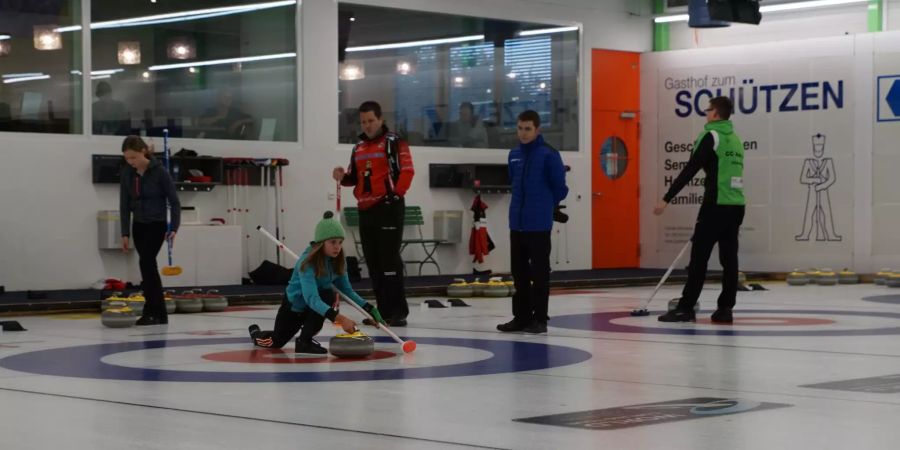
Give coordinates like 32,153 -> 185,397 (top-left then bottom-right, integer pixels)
877,75 -> 900,122
887,80 -> 900,117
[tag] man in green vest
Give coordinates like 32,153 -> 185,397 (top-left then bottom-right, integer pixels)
655,96 -> 745,324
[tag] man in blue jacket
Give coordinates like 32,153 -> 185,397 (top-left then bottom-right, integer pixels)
497,110 -> 568,334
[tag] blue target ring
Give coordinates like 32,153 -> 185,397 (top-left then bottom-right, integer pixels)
552,309 -> 900,337
0,336 -> 592,383
862,294 -> 900,306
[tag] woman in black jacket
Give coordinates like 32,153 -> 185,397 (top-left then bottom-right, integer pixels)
119,136 -> 180,325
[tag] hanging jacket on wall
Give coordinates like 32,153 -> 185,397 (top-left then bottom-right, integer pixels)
469,195 -> 495,264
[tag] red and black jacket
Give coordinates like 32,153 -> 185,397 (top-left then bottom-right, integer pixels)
340,125 -> 414,210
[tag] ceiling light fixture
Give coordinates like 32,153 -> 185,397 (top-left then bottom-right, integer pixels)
149,52 -> 296,71
654,0 -> 868,23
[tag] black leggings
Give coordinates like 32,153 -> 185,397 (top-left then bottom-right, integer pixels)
359,199 -> 409,320
253,293 -> 328,348
132,221 -> 168,319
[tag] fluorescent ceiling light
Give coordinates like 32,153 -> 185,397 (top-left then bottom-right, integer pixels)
3,74 -> 50,84
346,35 -> 484,53
91,74 -> 112,80
653,0 -> 867,23
92,69 -> 125,76
654,14 -> 690,23
761,0 -> 867,13
148,52 -> 296,71
70,69 -> 123,76
3,72 -> 45,79
0,34 -> 11,40
55,0 -> 296,32
518,26 -> 578,36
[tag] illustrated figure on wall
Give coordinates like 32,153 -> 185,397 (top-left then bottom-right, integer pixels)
796,133 -> 842,241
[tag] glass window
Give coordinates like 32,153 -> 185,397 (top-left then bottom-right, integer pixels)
0,1 -> 83,134
337,4 -> 579,151
90,0 -> 298,141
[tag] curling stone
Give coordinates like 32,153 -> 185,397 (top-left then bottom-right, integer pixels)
469,280 -> 487,297
738,272 -> 747,285
125,295 -> 145,316
838,269 -> 859,284
101,307 -> 136,328
504,280 -> 516,296
817,269 -> 838,286
175,292 -> 204,313
786,269 -> 810,286
101,293 -> 129,310
484,277 -> 510,297
806,269 -> 821,283
202,290 -> 229,312
329,331 -> 375,358
874,268 -> 892,285
446,279 -> 474,298
164,290 -> 177,314
667,298 -> 700,313
887,273 -> 900,288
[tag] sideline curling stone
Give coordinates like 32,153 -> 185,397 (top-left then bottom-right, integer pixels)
329,331 -> 375,358
202,290 -> 229,312
875,268 -> 892,285
806,269 -> 821,284
164,290 -> 177,314
504,280 -> 516,296
469,280 -> 487,297
126,294 -> 145,315
175,292 -> 204,313
484,278 -> 510,297
102,293 -> 130,310
817,269 -> 838,286
738,272 -> 747,284
101,307 -> 136,328
887,273 -> 900,288
786,269 -> 810,286
668,298 -> 700,313
838,269 -> 859,284
446,279 -> 473,298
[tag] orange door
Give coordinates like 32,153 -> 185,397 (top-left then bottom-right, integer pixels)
591,49 -> 640,268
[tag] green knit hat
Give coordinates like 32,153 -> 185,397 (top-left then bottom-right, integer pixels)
314,211 -> 345,243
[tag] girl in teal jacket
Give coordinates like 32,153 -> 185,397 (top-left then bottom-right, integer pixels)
249,212 -> 384,353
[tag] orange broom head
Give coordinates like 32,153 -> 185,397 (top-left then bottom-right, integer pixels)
161,266 -> 183,276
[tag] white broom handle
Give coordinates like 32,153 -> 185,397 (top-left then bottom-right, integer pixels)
256,226 -> 299,260
641,240 -> 691,309
333,288 -> 405,346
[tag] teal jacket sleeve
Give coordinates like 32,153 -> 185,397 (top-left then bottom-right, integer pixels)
334,271 -> 368,308
298,267 -> 337,320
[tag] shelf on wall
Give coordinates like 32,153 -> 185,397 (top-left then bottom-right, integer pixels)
175,182 -> 220,192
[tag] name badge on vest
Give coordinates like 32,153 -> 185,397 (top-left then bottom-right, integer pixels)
731,177 -> 744,189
